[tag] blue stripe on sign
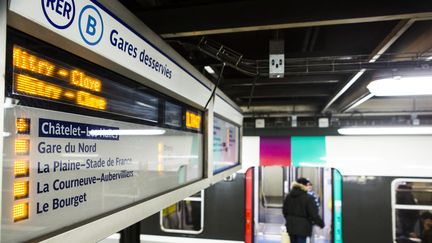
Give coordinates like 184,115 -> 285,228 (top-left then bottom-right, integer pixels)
38,118 -> 119,140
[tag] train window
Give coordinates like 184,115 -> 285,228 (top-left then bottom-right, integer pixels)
262,166 -> 284,208
2,30 -> 204,242
392,179 -> 432,243
213,116 -> 240,174
160,191 -> 204,234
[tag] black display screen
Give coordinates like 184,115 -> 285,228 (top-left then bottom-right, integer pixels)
12,45 -> 159,122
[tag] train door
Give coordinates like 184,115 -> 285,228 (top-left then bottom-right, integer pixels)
248,166 -> 339,243
258,166 -> 287,238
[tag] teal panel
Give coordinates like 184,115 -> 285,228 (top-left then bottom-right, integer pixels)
333,169 -> 343,243
291,136 -> 326,167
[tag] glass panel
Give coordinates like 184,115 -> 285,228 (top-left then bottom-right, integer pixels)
1,105 -> 203,242
395,209 -> 432,242
161,201 -> 202,232
261,166 -> 283,208
160,191 -> 204,234
164,101 -> 182,127
213,116 -> 239,173
393,180 -> 432,243
395,181 -> 432,206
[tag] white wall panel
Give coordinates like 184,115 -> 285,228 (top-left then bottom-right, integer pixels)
214,96 -> 243,126
326,136 -> 432,177
240,136 -> 260,173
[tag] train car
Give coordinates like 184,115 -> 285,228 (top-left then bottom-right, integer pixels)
242,135 -> 432,243
137,135 -> 432,243
135,168 -> 337,243
137,137 -> 339,243
139,175 -> 246,243
0,1 -> 242,242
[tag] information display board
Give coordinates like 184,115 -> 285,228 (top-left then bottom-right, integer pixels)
12,45 -> 159,122
213,116 -> 240,173
2,106 -> 203,242
1,36 -> 204,242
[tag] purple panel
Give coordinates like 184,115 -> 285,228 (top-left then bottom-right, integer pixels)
260,137 -> 291,166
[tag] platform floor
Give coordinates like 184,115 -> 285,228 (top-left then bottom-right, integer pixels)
256,234 -> 281,243
256,234 -> 330,243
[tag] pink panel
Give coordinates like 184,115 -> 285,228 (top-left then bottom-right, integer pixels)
259,137 -> 291,166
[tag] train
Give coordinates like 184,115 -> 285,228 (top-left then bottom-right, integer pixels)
136,135 -> 432,243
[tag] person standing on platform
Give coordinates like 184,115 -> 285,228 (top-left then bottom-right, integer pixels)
283,178 -> 324,243
307,181 -> 320,208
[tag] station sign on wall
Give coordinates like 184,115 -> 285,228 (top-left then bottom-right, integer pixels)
2,107 -> 203,242
9,0 -> 211,107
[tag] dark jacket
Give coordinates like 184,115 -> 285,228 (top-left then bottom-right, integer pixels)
282,182 -> 324,237
423,229 -> 432,243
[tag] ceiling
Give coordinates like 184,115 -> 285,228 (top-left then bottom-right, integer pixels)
119,0 -> 432,128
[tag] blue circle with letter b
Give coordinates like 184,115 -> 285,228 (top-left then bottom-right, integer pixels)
78,5 -> 104,46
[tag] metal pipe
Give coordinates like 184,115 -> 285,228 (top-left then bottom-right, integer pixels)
247,75 -> 260,109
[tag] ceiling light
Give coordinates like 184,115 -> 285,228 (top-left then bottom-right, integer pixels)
338,126 -> 432,135
367,76 -> 432,96
204,66 -> 215,74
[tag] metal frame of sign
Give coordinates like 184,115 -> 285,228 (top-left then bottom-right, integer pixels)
0,1 -> 7,239
1,0 -> 242,242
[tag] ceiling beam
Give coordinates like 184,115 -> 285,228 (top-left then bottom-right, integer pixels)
238,101 -> 322,110
390,20 -> 432,59
220,75 -> 342,88
134,1 -> 432,37
321,19 -> 415,113
241,105 -> 320,115
225,87 -> 332,98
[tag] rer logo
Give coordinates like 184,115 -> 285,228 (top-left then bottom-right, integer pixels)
42,0 -> 76,29
78,5 -> 104,46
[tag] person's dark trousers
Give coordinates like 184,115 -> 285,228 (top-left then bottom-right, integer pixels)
290,235 -> 307,243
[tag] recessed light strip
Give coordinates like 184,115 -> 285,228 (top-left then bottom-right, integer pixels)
367,76 -> 432,96
338,126 -> 432,135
